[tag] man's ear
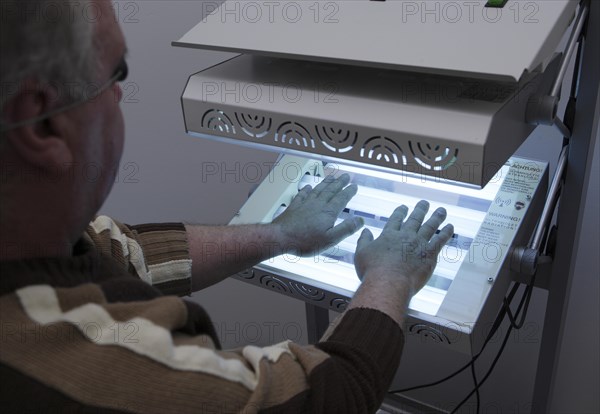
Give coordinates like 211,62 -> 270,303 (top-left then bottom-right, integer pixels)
2,80 -> 73,171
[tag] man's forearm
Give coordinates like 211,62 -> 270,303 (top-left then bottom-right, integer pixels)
184,174 -> 364,292
185,223 -> 287,291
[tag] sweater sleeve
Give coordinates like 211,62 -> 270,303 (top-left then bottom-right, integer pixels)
2,280 -> 405,414
85,216 -> 192,296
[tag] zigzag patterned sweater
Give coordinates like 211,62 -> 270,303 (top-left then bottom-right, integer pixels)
0,217 -> 404,413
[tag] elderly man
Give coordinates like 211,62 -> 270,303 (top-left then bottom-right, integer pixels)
0,0 -> 453,412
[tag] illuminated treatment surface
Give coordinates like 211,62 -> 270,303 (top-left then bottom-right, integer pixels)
258,163 -> 511,316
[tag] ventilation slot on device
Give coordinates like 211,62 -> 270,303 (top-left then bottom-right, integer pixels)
315,126 -> 358,153
410,142 -> 459,171
275,122 -> 316,148
201,109 -> 236,134
291,283 -> 326,301
260,275 -> 292,294
409,324 -> 451,344
360,136 -> 407,165
236,112 -> 272,139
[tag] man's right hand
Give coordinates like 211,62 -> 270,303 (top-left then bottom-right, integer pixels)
354,200 -> 454,299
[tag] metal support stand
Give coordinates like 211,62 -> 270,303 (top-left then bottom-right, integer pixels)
531,2 -> 599,412
305,303 -> 330,344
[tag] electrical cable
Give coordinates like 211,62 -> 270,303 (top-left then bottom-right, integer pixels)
388,283 -> 521,394
449,280 -> 533,413
389,280 -> 534,414
504,285 -> 534,330
450,321 -> 515,414
469,356 -> 480,414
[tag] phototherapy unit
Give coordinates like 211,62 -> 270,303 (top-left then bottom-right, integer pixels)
173,1 -> 598,411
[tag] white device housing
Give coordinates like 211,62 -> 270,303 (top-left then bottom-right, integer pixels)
229,155 -> 547,354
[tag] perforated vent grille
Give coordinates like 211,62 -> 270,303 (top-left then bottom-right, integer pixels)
234,269 -> 353,313
409,323 -> 451,344
201,109 -> 236,134
316,127 -> 358,153
276,122 -> 316,148
235,112 -> 271,138
360,136 -> 407,165
197,108 -> 460,172
410,142 -> 459,171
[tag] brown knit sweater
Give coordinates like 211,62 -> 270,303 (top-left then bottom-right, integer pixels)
0,216 -> 404,413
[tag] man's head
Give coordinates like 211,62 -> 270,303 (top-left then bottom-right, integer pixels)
0,0 -> 127,259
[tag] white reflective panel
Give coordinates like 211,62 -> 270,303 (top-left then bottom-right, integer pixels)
262,162 -> 511,317
411,286 -> 448,317
300,177 -> 487,240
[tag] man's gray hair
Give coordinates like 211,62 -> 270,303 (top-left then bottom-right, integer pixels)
0,0 -> 98,111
